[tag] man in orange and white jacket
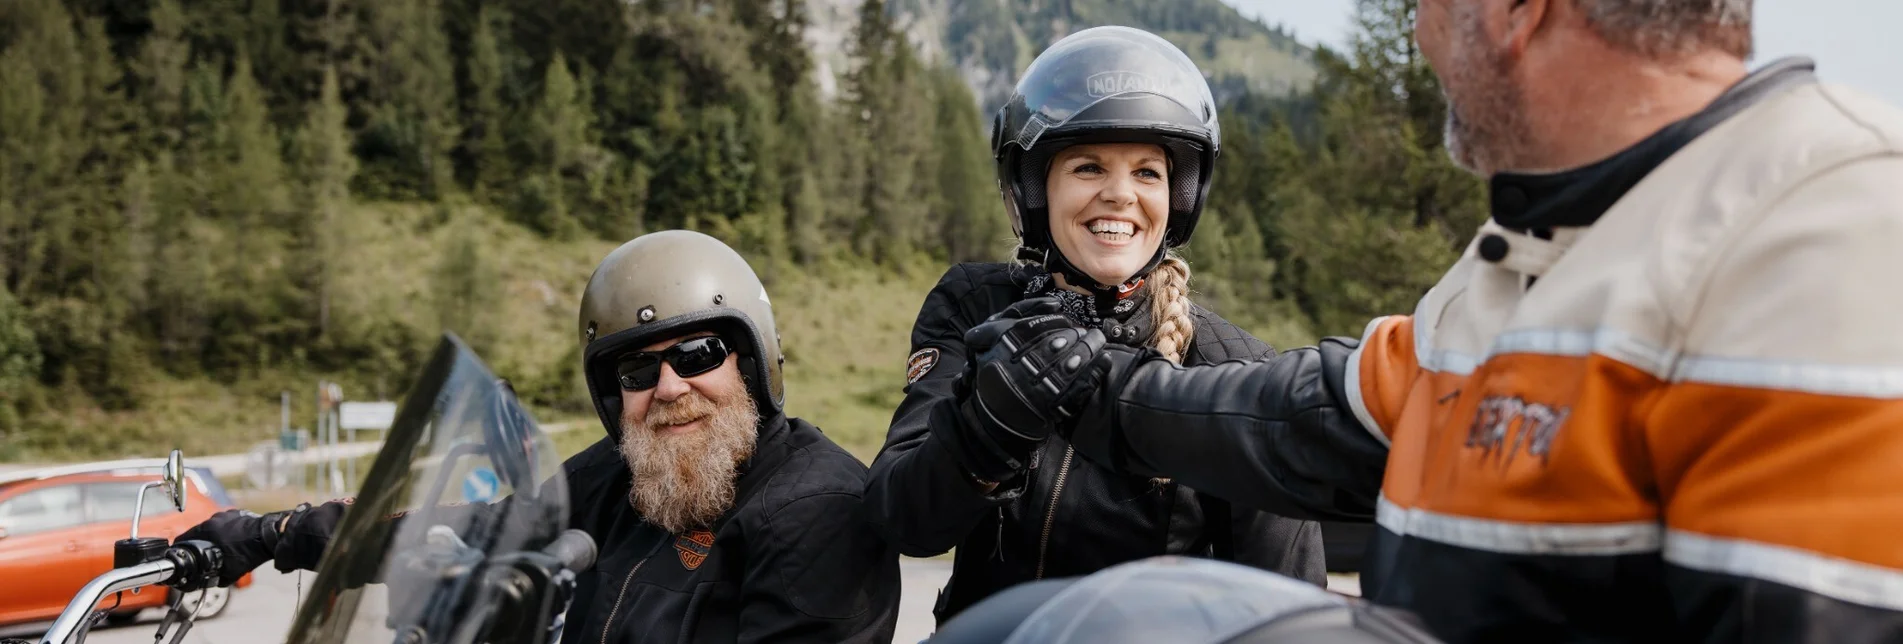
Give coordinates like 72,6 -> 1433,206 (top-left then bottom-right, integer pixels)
953,0 -> 1903,641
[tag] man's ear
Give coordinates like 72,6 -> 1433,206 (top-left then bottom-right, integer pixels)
1503,0 -> 1550,58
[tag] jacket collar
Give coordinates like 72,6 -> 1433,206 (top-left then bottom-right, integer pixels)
733,412 -> 790,488
1487,57 -> 1817,231
1023,269 -> 1156,347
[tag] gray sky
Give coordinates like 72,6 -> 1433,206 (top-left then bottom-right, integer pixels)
1222,0 -> 1903,107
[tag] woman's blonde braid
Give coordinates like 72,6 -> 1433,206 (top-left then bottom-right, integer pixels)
1147,252 -> 1195,364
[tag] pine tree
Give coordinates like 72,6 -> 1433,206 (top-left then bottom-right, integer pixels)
843,0 -> 933,263
0,0 -> 87,301
463,3 -> 512,200
295,68 -> 357,340
1327,0 -> 1484,244
284,0 -> 369,104
929,65 -> 1007,263
224,56 -> 291,218
152,62 -> 222,366
134,0 -> 191,153
72,14 -> 151,403
1225,0 -> 1477,336
359,0 -> 460,198
537,53 -> 590,182
515,52 -> 589,237
200,54 -> 297,373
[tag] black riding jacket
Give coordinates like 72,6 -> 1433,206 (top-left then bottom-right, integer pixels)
560,415 -> 902,643
865,262 -> 1327,625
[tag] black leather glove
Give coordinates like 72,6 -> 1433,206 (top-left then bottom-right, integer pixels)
1049,342 -> 1156,470
963,297 -> 1065,367
927,298 -> 1067,484
957,302 -> 1109,467
175,501 -> 346,586
175,507 -> 294,587
272,501 -> 348,573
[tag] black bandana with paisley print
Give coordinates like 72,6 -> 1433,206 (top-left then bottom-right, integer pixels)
1022,269 -> 1152,344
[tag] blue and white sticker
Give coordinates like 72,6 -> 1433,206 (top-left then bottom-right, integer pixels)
462,467 -> 500,503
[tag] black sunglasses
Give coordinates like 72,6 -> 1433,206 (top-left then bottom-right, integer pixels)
615,336 -> 732,391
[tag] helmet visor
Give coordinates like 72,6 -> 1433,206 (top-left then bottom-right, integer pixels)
1001,26 -> 1220,153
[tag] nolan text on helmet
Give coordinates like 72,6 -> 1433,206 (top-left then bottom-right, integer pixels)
1086,71 -> 1175,99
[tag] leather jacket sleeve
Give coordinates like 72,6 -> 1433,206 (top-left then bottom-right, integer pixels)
865,266 -> 1025,558
1067,337 -> 1389,522
1183,318 -> 1330,586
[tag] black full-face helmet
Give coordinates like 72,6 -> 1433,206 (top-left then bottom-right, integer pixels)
993,26 -> 1222,289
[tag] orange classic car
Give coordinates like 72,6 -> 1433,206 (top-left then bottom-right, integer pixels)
0,463 -> 253,627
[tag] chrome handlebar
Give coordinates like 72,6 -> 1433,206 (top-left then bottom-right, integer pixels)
38,558 -> 179,644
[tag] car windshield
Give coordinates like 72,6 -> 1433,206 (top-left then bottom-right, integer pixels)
283,334 -> 569,644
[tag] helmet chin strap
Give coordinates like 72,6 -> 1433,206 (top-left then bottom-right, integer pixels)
1036,244 -> 1167,318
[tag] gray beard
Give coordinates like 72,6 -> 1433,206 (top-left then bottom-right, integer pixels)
1440,10 -> 1535,176
618,389 -> 759,534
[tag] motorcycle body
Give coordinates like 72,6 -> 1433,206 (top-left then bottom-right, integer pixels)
16,334 -> 595,644
928,556 -> 1445,644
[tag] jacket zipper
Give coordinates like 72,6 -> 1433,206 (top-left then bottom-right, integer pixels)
1034,446 -> 1077,580
599,557 -> 647,644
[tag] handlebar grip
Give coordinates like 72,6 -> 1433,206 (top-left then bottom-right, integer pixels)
543,529 -> 597,574
165,540 -> 224,592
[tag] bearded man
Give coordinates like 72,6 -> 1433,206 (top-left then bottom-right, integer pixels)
179,230 -> 902,643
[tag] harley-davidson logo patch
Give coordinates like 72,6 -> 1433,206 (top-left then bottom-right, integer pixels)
906,348 -> 941,384
675,529 -> 715,570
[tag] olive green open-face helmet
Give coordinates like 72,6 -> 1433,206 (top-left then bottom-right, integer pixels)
578,230 -> 784,440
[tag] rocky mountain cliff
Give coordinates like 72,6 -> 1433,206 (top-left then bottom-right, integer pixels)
804,0 -> 1317,113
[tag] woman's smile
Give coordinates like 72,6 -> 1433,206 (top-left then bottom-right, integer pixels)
1085,218 -> 1141,245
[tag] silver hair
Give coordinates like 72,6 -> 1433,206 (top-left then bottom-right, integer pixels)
1578,0 -> 1754,58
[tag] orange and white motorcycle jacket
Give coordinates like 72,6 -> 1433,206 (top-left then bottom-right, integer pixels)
1062,57 -> 1903,642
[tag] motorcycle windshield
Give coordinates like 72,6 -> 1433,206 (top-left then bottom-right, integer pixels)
285,334 -> 570,644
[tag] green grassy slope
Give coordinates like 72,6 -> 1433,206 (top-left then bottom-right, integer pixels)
6,201 -> 942,465
13,200 -> 1315,467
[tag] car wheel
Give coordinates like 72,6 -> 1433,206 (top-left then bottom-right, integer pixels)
177,587 -> 231,619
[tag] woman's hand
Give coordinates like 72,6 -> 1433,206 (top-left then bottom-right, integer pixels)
961,300 -> 1109,441
963,297 -> 1066,366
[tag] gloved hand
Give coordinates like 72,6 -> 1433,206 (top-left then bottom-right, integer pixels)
175,507 -> 296,587
1048,341 -> 1155,464
963,297 -> 1067,367
948,299 -> 1111,482
175,501 -> 346,586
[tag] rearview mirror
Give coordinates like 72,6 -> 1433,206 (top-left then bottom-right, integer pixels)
131,450 -> 187,540
163,449 -> 185,513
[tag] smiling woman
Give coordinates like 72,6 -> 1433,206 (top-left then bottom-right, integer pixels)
864,25 -> 1327,629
